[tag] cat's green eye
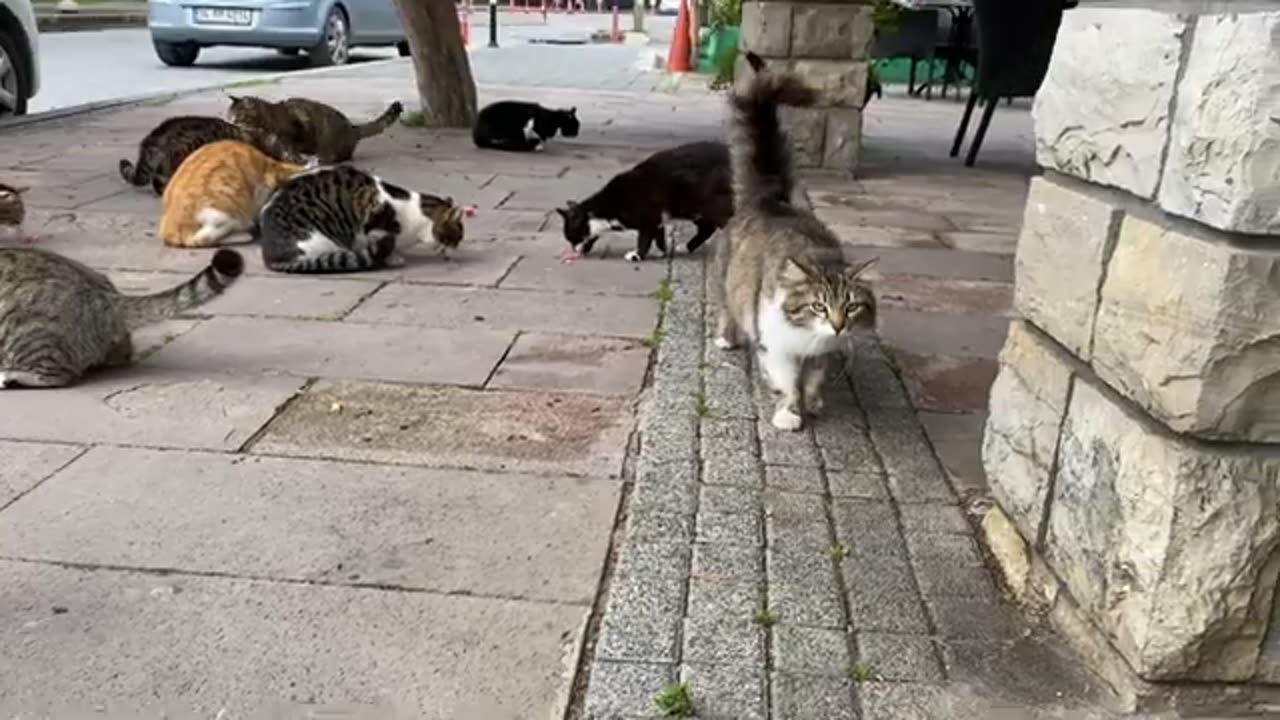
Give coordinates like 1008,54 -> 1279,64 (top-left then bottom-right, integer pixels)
810,302 -> 827,315
846,302 -> 863,313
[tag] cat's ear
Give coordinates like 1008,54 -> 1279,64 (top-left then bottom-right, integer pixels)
227,94 -> 242,103
569,107 -> 577,115
844,256 -> 879,280
782,257 -> 814,283
555,206 -> 570,220
448,205 -> 465,223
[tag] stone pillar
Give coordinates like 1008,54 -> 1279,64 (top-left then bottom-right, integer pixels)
736,0 -> 874,171
982,2 -> 1280,709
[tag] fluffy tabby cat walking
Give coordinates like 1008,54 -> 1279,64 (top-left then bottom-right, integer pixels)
228,96 -> 404,164
716,53 -> 878,431
0,248 -> 244,388
255,164 -> 465,273
119,116 -> 306,195
159,140 -> 305,248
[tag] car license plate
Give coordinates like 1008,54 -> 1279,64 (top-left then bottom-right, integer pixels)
194,7 -> 253,25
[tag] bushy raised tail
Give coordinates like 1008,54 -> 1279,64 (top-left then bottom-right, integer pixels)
729,52 -> 818,212
114,249 -> 245,330
356,101 -> 405,140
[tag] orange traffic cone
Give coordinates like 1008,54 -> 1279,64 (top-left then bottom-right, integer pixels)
666,0 -> 691,72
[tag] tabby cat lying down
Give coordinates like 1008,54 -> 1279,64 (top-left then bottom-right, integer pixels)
255,165 -> 466,274
159,140 -> 307,248
0,248 -> 245,388
228,95 -> 404,164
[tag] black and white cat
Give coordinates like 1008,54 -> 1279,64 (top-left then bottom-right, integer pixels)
472,101 -> 580,152
254,165 -> 465,274
557,141 -> 733,262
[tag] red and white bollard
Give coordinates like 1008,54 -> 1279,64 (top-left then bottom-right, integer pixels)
610,2 -> 620,41
459,1 -> 470,46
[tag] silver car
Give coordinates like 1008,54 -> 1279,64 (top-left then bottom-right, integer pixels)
148,0 -> 408,68
0,0 -> 40,116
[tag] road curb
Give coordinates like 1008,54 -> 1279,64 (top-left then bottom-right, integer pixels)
35,11 -> 147,33
1,57 -> 412,132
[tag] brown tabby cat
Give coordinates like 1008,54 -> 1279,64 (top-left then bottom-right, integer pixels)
119,115 -> 310,195
0,248 -> 244,388
227,96 -> 404,164
0,182 -> 29,244
159,140 -> 306,248
716,53 -> 878,432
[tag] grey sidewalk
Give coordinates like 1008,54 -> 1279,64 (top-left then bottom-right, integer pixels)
2,58 -> 1120,718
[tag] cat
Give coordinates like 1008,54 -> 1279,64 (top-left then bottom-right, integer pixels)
716,52 -> 878,432
0,248 -> 244,388
119,115 -> 307,195
159,140 -> 306,248
472,101 -> 579,152
0,182 -> 29,244
254,164 -> 466,274
227,96 -> 404,164
556,141 -> 732,262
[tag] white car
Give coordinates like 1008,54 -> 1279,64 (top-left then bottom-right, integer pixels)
0,0 -> 38,116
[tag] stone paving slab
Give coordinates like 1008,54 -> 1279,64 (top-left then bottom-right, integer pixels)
110,271 -> 379,320
149,316 -> 515,387
0,560 -> 586,719
0,447 -> 620,604
252,379 -> 632,478
0,441 -> 84,509
489,332 -> 650,396
347,283 -> 660,338
0,368 -> 304,450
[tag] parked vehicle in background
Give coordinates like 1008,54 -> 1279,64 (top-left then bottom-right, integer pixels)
0,0 -> 39,116
147,0 -> 410,68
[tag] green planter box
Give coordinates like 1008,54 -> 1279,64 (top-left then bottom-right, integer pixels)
696,24 -> 740,74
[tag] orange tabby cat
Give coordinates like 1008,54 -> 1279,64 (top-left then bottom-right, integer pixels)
159,139 -> 306,248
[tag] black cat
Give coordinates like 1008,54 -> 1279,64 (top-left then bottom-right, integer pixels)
472,101 -> 580,152
556,141 -> 733,262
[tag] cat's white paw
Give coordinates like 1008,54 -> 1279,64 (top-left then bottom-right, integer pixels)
623,250 -> 642,263
771,406 -> 804,432
806,395 -> 825,415
713,336 -> 736,350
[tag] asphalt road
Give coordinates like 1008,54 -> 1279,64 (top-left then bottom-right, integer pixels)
29,14 -> 675,114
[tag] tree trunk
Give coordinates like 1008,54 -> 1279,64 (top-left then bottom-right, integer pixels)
392,0 -> 478,128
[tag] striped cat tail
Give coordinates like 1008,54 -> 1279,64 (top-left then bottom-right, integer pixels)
119,157 -> 146,186
266,248 -> 379,274
729,52 -> 818,212
115,249 -> 245,330
356,101 -> 406,140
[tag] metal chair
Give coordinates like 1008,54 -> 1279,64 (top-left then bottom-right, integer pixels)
871,9 -> 940,98
950,0 -> 1074,166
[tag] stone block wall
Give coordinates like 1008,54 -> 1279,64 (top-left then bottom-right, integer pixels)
736,0 -> 874,170
984,4 -> 1280,697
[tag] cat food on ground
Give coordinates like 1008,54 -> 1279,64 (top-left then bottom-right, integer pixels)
556,141 -> 731,262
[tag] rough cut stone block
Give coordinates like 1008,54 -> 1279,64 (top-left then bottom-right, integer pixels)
1093,215 -> 1280,442
1159,12 -> 1280,235
982,321 -> 1074,542
780,106 -> 826,168
822,108 -> 862,170
739,1 -> 793,57
790,3 -> 874,60
1013,176 -> 1122,360
1032,9 -> 1187,198
1045,378 -> 1280,681
792,59 -> 868,109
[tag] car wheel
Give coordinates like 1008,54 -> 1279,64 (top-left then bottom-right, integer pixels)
0,25 -> 30,117
309,7 -> 350,67
397,40 -> 410,57
278,48 -> 301,56
154,40 -> 200,67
